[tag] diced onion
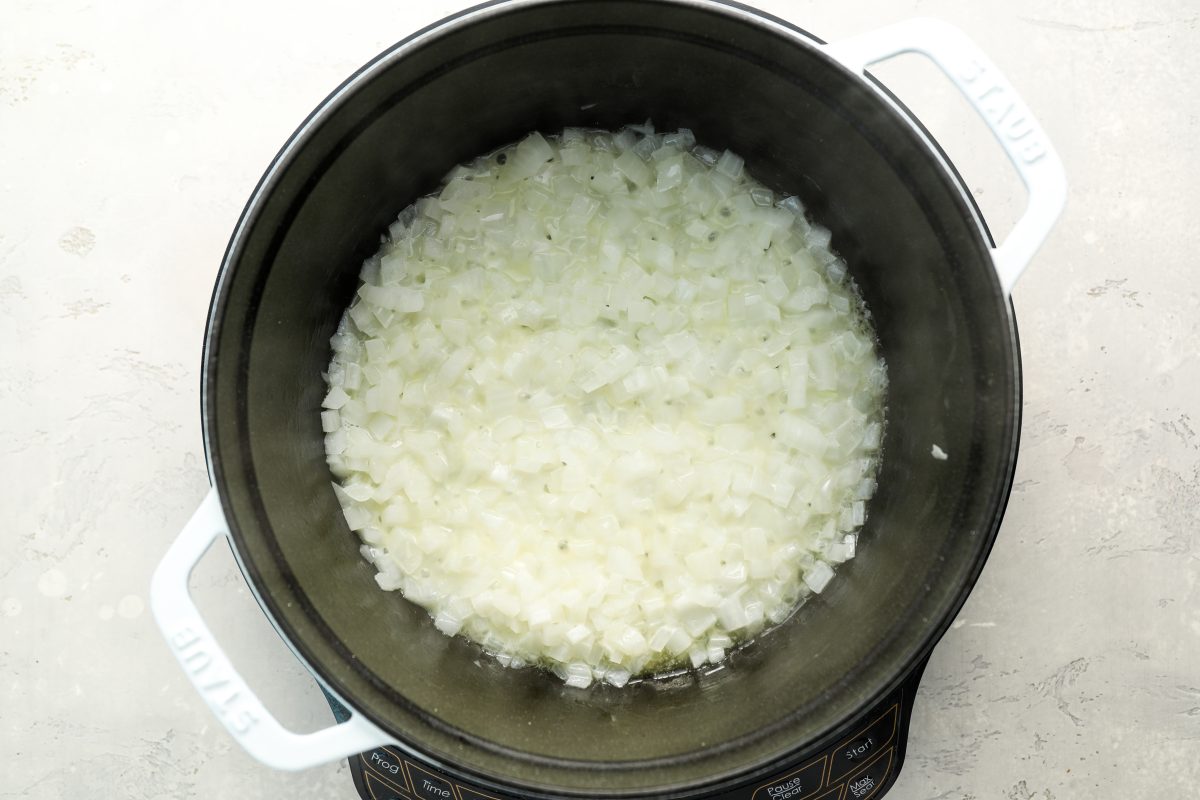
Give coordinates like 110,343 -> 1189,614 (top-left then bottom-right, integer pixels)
325,125 -> 886,686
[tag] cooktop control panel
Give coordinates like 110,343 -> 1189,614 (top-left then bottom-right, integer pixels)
348,745 -> 501,800
738,701 -> 901,800
331,666 -> 920,800
347,704 -> 900,800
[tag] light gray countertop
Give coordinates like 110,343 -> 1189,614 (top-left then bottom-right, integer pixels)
2,1 -> 1197,797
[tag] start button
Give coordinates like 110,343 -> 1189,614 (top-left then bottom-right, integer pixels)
828,704 -> 898,783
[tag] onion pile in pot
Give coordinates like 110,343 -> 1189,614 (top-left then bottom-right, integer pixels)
323,125 -> 886,688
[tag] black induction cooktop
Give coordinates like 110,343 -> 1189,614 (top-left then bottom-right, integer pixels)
323,656 -> 925,800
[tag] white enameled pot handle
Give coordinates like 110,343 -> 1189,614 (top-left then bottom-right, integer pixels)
824,18 -> 1067,294
150,488 -> 391,770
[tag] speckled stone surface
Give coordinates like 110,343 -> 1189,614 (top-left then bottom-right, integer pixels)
2,1 -> 1197,797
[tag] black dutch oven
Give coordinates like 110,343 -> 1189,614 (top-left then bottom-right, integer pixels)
152,2 -> 1065,798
